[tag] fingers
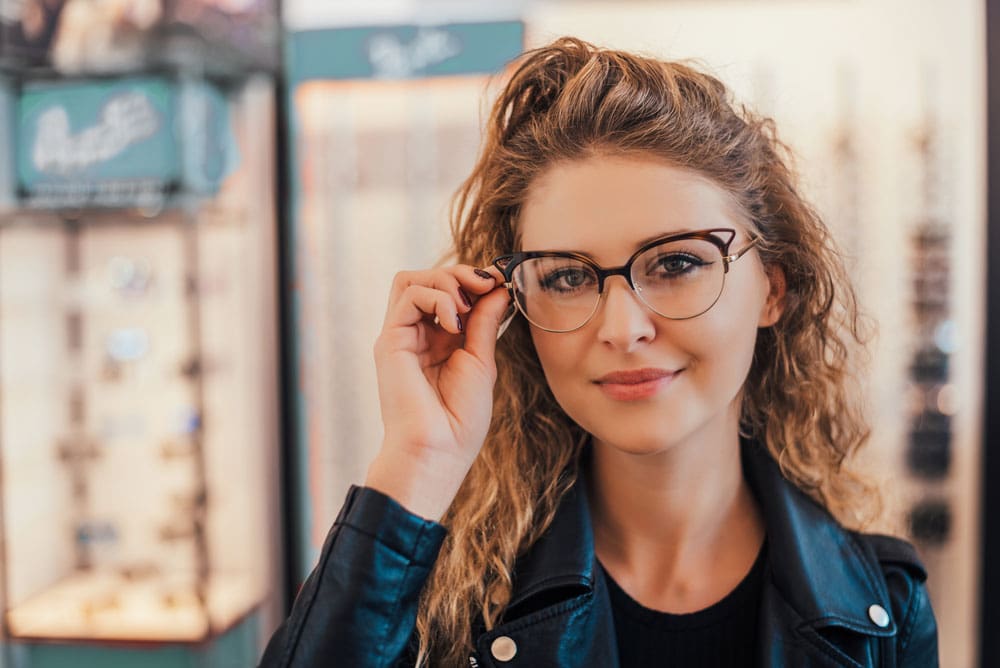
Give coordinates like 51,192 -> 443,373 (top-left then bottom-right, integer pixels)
462,284 -> 512,363
468,264 -> 504,289
389,284 -> 465,334
388,265 -> 496,308
384,264 -> 501,326
381,262 -> 514,373
457,263 -> 503,295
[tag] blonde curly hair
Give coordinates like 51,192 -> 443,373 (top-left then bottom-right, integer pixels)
416,36 -> 876,666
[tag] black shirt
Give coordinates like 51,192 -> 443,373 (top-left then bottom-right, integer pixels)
601,541 -> 767,667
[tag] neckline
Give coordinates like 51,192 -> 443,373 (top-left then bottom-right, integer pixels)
599,538 -> 768,630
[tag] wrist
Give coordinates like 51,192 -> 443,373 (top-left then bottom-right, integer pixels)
364,448 -> 473,522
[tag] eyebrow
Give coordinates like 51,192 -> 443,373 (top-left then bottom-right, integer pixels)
528,228 -> 703,257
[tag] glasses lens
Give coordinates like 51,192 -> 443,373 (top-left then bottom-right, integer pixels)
511,256 -> 600,331
631,237 -> 725,319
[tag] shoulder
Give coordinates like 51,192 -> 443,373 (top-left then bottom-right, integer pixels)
853,532 -> 939,665
857,533 -> 927,581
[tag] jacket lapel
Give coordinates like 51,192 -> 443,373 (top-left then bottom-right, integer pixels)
478,477 -> 618,667
505,478 -> 596,613
742,440 -> 897,665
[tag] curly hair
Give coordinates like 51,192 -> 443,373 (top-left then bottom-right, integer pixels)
414,36 -> 876,666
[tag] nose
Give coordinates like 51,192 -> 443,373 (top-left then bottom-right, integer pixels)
593,275 -> 656,351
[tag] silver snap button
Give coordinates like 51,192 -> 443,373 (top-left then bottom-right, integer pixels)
491,635 -> 517,662
868,603 -> 890,628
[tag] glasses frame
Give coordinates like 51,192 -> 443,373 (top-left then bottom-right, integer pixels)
492,227 -> 760,333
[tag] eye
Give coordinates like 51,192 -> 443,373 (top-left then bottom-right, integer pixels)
650,252 -> 705,276
539,266 -> 595,293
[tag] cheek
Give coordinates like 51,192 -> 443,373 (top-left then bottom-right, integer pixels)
684,290 -> 764,381
529,330 -> 587,401
531,330 -> 570,373
691,316 -> 757,368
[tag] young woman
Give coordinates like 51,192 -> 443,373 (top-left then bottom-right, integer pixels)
260,37 -> 938,667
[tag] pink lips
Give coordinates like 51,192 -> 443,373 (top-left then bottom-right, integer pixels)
594,368 -> 680,401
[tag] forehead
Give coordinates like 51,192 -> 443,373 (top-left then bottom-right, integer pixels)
518,156 -> 748,260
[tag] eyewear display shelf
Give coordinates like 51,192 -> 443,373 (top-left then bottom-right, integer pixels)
0,73 -> 279,668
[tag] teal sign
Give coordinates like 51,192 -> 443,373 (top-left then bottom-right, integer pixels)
16,77 -> 236,208
177,80 -> 238,195
288,20 -> 524,83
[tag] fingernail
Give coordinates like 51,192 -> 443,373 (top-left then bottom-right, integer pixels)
456,315 -> 464,332
474,268 -> 494,281
458,288 -> 472,308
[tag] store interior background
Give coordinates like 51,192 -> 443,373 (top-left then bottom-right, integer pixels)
0,0 -> 996,666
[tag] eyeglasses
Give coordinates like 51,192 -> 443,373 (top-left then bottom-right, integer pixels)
492,228 -> 759,333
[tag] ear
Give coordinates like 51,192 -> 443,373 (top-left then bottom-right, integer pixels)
758,264 -> 787,328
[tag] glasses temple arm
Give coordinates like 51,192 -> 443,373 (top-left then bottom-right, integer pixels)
725,235 -> 761,263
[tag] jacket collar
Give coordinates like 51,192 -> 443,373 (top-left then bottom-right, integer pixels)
740,440 -> 896,636
507,439 -> 896,637
506,473 -> 595,613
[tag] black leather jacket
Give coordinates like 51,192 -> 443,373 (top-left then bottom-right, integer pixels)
259,442 -> 938,667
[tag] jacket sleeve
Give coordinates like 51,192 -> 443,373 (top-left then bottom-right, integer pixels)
258,485 -> 448,668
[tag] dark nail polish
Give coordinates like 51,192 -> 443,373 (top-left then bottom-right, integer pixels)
456,315 -> 464,332
458,288 -> 472,308
474,268 -> 494,281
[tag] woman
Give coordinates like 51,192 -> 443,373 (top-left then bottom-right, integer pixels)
260,37 -> 938,667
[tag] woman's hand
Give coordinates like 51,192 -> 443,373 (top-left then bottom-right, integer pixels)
365,264 -> 511,520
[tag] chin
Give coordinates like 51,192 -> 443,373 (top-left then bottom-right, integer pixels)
611,442 -> 672,457
590,428 -> 684,457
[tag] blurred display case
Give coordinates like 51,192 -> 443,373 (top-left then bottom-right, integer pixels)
0,71 -> 281,667
1,0 -> 278,74
0,0 -> 58,68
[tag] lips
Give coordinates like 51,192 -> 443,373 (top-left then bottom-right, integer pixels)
594,367 -> 680,401
595,368 -> 677,385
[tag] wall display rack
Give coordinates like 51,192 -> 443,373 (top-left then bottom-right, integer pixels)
0,68 -> 281,668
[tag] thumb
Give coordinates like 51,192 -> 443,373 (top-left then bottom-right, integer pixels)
463,286 -> 512,366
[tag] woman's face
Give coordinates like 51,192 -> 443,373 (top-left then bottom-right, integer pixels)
519,155 -> 784,455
